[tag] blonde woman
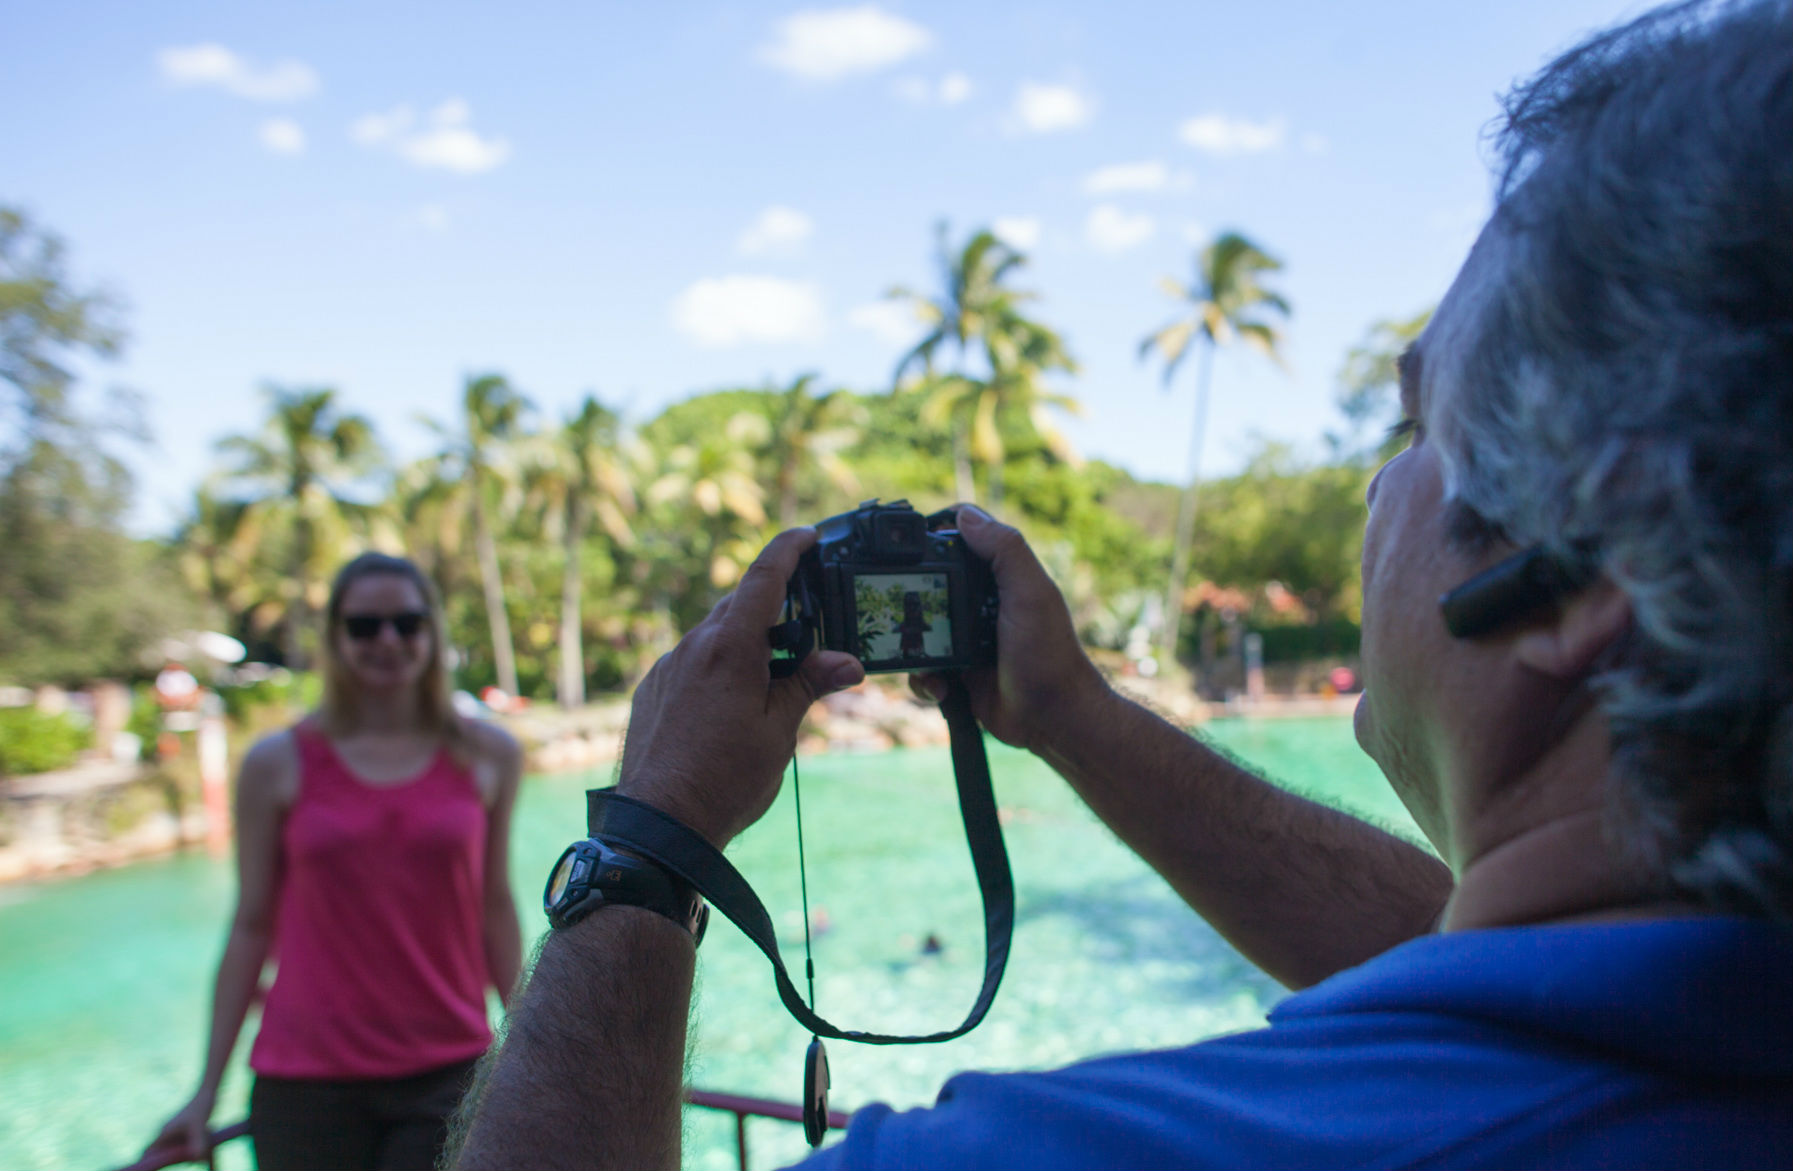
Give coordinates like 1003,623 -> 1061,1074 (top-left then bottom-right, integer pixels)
145,553 -> 523,1171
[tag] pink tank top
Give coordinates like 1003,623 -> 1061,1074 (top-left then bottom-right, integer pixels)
250,723 -> 493,1079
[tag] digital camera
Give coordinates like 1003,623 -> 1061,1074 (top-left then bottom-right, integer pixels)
769,499 -> 998,676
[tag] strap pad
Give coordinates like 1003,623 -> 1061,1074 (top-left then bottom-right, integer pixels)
587,675 -> 1014,1044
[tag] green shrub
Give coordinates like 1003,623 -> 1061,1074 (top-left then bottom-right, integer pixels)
0,707 -> 91,776
1253,618 -> 1362,664
217,670 -> 320,724
125,686 -> 161,758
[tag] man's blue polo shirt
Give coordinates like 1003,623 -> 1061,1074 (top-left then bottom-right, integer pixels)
796,917 -> 1792,1169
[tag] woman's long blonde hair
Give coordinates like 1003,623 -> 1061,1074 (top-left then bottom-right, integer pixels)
316,552 -> 472,761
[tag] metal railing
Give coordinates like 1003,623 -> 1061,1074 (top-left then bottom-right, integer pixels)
686,1087 -> 852,1171
112,1121 -> 248,1171
112,1089 -> 849,1171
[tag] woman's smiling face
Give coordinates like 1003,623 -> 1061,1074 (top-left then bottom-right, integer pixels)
333,572 -> 434,696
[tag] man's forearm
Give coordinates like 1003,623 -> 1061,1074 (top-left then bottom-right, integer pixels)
1036,685 -> 1452,988
450,907 -> 695,1171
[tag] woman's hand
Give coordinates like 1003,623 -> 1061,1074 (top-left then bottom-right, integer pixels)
142,1089 -> 216,1164
618,527 -> 866,849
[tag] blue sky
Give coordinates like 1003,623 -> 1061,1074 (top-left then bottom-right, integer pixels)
4,0 -> 1648,534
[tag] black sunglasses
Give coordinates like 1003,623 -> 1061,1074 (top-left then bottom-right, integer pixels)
341,611 -> 429,640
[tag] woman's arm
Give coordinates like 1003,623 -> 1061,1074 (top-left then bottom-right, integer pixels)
475,723 -> 524,1005
142,732 -> 294,1160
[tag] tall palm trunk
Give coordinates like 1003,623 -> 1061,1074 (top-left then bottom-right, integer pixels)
471,482 -> 521,697
951,425 -> 976,504
557,493 -> 586,710
777,462 -> 799,528
286,507 -> 315,670
986,454 -> 1004,512
1159,339 -> 1217,671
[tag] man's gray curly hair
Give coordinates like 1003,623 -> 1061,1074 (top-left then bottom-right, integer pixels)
1435,0 -> 1793,919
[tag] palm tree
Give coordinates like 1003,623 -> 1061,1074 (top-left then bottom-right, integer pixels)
175,485 -> 278,650
1140,231 -> 1290,672
763,373 -> 864,525
419,374 -> 531,698
213,386 -> 385,667
647,416 -> 768,592
956,309 -> 1081,509
537,395 -> 638,709
889,224 -> 1031,502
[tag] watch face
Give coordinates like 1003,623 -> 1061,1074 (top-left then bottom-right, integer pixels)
546,847 -> 579,909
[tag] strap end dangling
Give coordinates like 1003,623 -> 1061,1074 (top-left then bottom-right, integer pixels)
803,1035 -> 831,1147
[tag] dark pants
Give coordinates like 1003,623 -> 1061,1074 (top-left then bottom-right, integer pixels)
249,1057 -> 478,1171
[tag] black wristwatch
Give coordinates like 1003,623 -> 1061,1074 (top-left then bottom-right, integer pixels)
544,837 -> 709,943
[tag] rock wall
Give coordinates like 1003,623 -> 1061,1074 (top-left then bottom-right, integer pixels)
0,761 -> 210,882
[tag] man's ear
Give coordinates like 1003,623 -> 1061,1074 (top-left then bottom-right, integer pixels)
1512,577 -> 1631,679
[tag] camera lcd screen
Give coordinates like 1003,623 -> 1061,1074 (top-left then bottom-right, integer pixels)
853,572 -> 955,665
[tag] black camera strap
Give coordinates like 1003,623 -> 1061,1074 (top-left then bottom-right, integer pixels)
586,674 -> 1014,1044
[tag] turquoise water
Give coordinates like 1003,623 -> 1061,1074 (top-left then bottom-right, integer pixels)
0,717 -> 1419,1171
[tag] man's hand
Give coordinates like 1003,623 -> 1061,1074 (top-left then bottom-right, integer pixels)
619,527 -> 866,849
911,505 -> 1112,753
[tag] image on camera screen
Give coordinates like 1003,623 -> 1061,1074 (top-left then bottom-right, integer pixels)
853,572 -> 955,665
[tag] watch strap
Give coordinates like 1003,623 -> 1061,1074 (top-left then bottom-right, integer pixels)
550,839 -> 709,942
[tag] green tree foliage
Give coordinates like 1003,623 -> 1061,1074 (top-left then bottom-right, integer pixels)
13,201 -> 1439,703
763,373 -> 864,527
647,414 -> 768,597
1334,308 -> 1433,462
418,375 -> 532,697
890,224 -> 1081,506
1141,230 -> 1292,668
0,706 -> 91,776
920,311 -> 1081,509
0,206 -> 126,458
530,395 -> 639,708
0,207 -> 200,686
172,366 -> 1388,701
212,386 -> 386,667
1192,442 -> 1371,622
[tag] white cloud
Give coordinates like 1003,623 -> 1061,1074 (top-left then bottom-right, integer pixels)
1083,160 -> 1172,195
258,118 -> 305,155
1085,204 -> 1155,254
737,206 -> 814,256
894,71 -> 973,105
848,301 -> 919,345
991,216 -> 1042,251
432,98 -> 471,125
400,127 -> 509,174
350,104 -> 414,145
157,43 -> 318,102
1180,220 -> 1212,246
1011,82 -> 1094,134
672,276 -> 825,347
759,6 -> 932,81
353,98 -> 509,174
1178,113 -> 1286,155
1300,132 -> 1329,155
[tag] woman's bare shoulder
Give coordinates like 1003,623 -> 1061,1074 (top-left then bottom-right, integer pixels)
239,728 -> 301,805
465,719 -> 523,769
